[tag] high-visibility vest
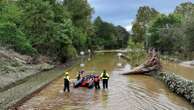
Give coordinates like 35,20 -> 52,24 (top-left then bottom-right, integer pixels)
100,72 -> 109,79
64,75 -> 70,81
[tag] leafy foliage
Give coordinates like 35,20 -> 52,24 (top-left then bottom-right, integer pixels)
0,22 -> 36,54
147,14 -> 181,53
131,3 -> 194,58
132,6 -> 159,43
93,16 -> 130,50
127,39 -> 146,65
0,1 -> 36,55
0,0 -> 129,62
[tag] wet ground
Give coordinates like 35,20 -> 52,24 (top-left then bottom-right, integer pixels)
17,53 -> 194,110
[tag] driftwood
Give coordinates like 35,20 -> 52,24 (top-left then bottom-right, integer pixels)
122,48 -> 161,75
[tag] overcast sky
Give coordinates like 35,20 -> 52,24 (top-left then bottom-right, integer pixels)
88,0 -> 194,31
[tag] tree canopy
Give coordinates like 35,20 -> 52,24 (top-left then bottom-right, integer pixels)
131,2 -> 194,58
0,0 -> 129,62
93,16 -> 130,49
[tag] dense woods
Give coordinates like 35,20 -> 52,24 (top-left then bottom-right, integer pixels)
131,2 -> 194,59
0,0 -> 129,62
1,0 -> 194,61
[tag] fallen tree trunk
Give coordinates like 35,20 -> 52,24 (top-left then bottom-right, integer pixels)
121,48 -> 194,105
121,48 -> 161,75
121,64 -> 154,75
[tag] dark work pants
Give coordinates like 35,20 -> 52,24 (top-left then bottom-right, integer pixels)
64,79 -> 70,92
94,81 -> 100,89
102,79 -> 108,89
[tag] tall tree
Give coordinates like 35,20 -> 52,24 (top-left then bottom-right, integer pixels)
18,0 -> 77,59
132,6 -> 159,43
93,16 -> 129,49
174,2 -> 194,19
115,26 -> 130,48
147,14 -> 181,53
63,0 -> 94,51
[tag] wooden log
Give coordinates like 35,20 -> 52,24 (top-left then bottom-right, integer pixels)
121,48 -> 161,75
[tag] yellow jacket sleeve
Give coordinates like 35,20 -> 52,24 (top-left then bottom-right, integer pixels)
64,76 -> 70,81
67,76 -> 70,81
100,73 -> 103,78
107,73 -> 109,78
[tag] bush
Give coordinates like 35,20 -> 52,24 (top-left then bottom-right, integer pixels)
66,45 -> 77,58
58,45 -> 77,62
0,22 -> 37,55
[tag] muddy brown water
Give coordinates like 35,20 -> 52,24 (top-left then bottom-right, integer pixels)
17,53 -> 194,110
162,60 -> 194,80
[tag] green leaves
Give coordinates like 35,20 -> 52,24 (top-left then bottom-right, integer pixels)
147,14 -> 181,53
93,16 -> 129,50
174,2 -> 194,19
0,22 -> 36,55
132,3 -> 194,58
0,0 -> 130,61
132,6 -> 159,43
0,1 -> 36,55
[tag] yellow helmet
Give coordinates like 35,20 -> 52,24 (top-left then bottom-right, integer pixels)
65,72 -> 69,75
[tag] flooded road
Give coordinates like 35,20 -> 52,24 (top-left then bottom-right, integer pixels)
162,60 -> 194,80
17,53 -> 194,110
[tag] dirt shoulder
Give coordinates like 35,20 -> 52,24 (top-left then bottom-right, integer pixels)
0,47 -> 55,92
0,47 -> 79,110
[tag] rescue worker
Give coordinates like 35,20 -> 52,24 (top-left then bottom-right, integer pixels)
76,72 -> 81,81
100,70 -> 109,89
64,72 -> 70,92
94,75 -> 100,89
77,70 -> 84,81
